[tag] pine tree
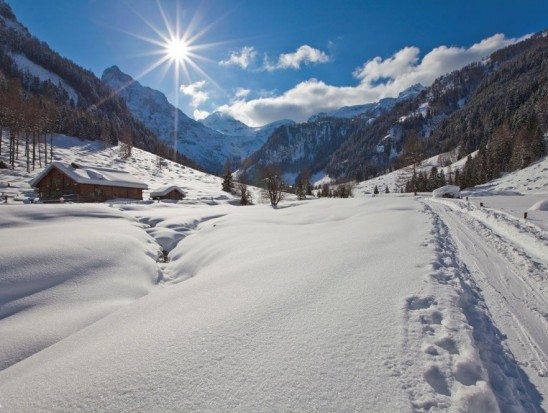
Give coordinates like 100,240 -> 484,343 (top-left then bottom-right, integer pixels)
373,185 -> 379,195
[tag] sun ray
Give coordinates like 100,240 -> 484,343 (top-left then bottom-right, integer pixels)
100,1 -> 231,154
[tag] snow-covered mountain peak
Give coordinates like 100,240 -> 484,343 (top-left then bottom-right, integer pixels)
102,67 -> 292,172
307,84 -> 425,123
102,65 -> 134,88
396,83 -> 426,100
200,112 -> 250,135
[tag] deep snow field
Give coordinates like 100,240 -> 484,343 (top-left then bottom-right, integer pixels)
0,135 -> 547,412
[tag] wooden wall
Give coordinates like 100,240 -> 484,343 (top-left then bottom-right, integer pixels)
36,167 -> 143,202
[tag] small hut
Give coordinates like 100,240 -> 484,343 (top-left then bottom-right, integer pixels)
150,185 -> 186,201
29,162 -> 148,202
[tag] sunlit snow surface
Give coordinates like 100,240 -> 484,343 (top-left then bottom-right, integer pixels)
0,135 -> 547,412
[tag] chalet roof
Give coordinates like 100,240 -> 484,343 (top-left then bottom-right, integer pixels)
29,162 -> 148,190
432,185 -> 460,198
150,185 -> 186,197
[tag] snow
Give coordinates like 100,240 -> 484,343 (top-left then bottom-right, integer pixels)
11,53 -> 79,104
0,133 -> 242,203
149,185 -> 185,198
29,162 -> 148,190
433,185 -> 460,198
1,134 -> 547,412
530,200 -> 548,211
0,204 -> 160,372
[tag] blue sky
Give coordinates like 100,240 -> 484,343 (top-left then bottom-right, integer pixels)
8,0 -> 548,126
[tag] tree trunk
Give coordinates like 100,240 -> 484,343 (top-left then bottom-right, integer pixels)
32,131 -> 36,170
26,132 -> 30,173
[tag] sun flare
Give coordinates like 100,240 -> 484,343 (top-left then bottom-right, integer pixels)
166,37 -> 189,62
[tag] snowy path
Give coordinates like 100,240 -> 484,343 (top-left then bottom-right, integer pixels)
425,199 -> 548,412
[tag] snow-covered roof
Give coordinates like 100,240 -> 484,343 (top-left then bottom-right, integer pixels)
432,185 -> 460,198
29,162 -> 148,189
150,185 -> 186,197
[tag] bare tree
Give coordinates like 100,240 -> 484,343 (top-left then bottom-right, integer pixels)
119,127 -> 132,159
402,130 -> 425,195
236,182 -> 252,205
261,166 -> 285,207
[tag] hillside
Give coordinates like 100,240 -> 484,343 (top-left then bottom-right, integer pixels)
0,1 -> 195,168
240,84 -> 425,182
0,133 -> 230,202
326,32 -> 548,183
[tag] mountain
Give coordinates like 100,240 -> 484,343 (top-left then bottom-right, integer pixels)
325,32 -> 547,185
103,67 -> 292,174
308,84 -> 425,122
200,111 -> 295,161
0,1 -> 193,166
240,33 -> 547,187
240,84 -> 425,182
102,66 -> 229,173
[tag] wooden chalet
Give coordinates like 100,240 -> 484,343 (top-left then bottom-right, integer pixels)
150,185 -> 186,201
29,162 -> 148,202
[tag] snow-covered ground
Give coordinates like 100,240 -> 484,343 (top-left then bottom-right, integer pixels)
1,135 -> 547,412
0,134 -> 250,203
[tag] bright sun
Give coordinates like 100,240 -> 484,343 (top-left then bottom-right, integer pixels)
166,37 -> 189,62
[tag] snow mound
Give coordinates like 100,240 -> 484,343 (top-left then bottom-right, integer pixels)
529,199 -> 548,211
0,204 -> 160,371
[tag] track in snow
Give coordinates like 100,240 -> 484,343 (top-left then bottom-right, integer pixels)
424,199 -> 548,412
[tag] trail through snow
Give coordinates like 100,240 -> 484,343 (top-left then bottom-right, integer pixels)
423,198 -> 548,412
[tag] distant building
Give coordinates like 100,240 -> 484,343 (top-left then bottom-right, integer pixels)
150,185 -> 186,201
432,185 -> 460,199
29,162 -> 148,202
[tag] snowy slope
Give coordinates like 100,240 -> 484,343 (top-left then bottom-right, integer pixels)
0,133 -> 235,202
11,53 -> 79,104
351,151 -> 466,195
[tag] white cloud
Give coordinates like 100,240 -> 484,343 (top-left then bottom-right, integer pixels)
220,45 -> 330,72
265,45 -> 330,71
180,80 -> 209,107
219,46 -> 257,69
193,109 -> 210,120
234,88 -> 251,98
218,33 -> 519,126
